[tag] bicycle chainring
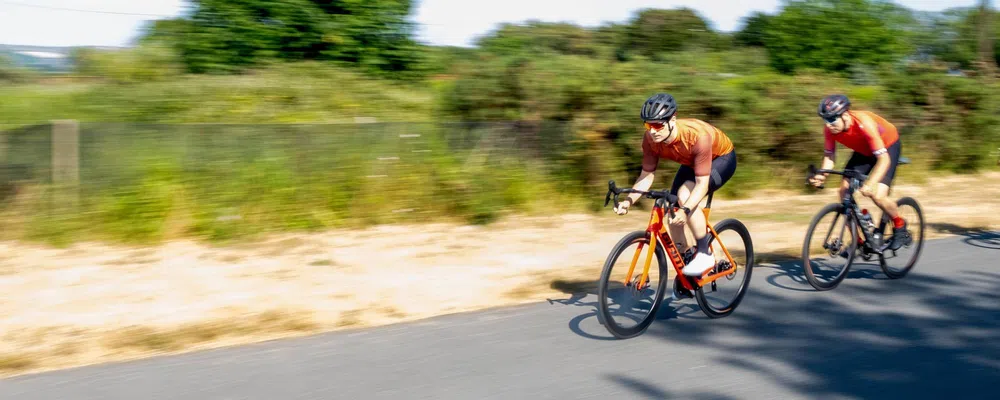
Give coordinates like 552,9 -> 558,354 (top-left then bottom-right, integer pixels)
673,277 -> 693,299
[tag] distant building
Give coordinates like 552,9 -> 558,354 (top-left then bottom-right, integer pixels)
0,44 -> 77,73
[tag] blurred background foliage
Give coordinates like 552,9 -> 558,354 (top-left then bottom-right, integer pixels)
1,0 -> 998,245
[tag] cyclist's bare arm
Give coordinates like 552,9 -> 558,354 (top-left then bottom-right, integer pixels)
622,136 -> 661,210
812,131 -> 837,186
621,169 -> 656,208
811,154 -> 836,185
820,154 -> 835,171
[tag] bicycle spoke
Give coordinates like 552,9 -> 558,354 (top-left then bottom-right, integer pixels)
803,203 -> 856,291
695,218 -> 753,318
598,231 -> 668,338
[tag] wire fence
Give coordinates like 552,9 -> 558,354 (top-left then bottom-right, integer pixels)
0,121 -> 597,242
3,120 -> 995,243
2,120 -> 577,182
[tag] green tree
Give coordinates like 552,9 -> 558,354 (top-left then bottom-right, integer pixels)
764,0 -> 913,74
150,0 -> 421,76
902,8 -> 977,68
312,0 -> 422,74
623,8 -> 718,59
476,22 -> 600,58
735,12 -> 772,47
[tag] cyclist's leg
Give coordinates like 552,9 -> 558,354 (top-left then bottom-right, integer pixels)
680,150 -> 737,276
688,149 -> 736,245
669,166 -> 695,253
842,151 -> 871,199
870,141 -> 902,219
838,178 -> 852,199
871,141 -> 910,249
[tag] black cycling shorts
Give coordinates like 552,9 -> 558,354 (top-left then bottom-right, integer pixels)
845,140 -> 901,186
670,150 -> 737,195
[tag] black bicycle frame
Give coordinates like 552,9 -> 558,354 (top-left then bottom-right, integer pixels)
811,165 -> 891,254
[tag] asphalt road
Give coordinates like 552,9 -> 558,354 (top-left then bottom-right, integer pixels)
3,228 -> 999,399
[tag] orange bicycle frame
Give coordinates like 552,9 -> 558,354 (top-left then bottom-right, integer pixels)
621,194 -> 740,292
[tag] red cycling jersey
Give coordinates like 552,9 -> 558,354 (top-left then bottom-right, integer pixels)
824,110 -> 899,157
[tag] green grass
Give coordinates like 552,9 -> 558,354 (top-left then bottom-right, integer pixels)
2,121 -> 601,245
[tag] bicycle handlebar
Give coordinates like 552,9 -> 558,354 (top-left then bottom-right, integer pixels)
806,164 -> 869,190
604,180 -> 680,212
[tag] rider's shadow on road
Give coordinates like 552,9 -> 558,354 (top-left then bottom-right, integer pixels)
545,278 -> 706,341
929,223 -> 1000,250
759,252 -> 891,292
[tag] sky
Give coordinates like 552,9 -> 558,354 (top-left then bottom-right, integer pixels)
0,0 -> 982,48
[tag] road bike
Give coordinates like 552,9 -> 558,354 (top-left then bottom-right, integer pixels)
802,159 -> 925,291
596,180 -> 754,339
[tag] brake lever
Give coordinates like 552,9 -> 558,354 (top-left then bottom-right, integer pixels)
605,180 -> 619,209
604,181 -> 618,207
806,164 -> 825,190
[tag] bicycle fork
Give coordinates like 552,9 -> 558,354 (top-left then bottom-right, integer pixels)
623,208 -> 667,291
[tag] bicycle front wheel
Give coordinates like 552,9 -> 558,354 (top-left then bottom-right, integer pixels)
802,203 -> 858,291
597,230 -> 670,339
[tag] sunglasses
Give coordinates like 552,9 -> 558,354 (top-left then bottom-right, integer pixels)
644,121 -> 666,130
822,115 -> 840,124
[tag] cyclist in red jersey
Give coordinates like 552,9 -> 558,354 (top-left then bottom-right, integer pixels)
809,94 -> 912,250
614,93 -> 738,277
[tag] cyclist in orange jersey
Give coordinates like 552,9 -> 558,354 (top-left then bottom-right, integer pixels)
809,94 -> 912,251
614,93 -> 738,277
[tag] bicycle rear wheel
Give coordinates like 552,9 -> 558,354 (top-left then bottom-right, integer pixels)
879,197 -> 924,279
597,230 -> 669,339
802,203 -> 858,291
695,218 -> 754,318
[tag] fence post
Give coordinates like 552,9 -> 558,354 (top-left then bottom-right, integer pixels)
52,120 -> 80,207
0,128 -> 7,164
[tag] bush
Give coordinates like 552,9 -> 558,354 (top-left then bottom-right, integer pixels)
73,45 -> 183,84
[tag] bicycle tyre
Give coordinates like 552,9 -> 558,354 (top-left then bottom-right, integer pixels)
879,197 -> 924,279
695,218 -> 754,319
802,203 -> 858,291
597,230 -> 670,339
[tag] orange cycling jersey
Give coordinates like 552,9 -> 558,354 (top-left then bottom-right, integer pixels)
642,118 -> 735,176
824,110 -> 899,157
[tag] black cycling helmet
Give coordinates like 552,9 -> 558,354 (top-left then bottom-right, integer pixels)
641,93 -> 677,122
818,94 -> 850,122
